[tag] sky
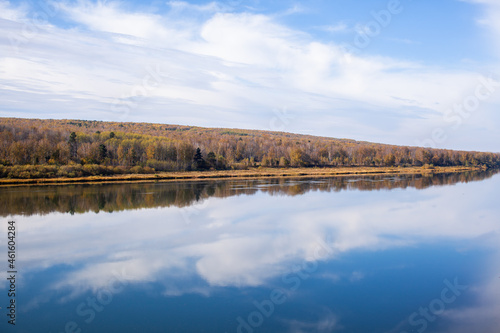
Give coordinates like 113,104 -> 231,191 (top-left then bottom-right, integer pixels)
0,0 -> 499,152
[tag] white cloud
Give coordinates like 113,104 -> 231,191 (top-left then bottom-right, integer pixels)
285,312 -> 340,333
0,0 -> 499,150
9,176 -> 500,329
12,176 -> 500,292
279,3 -> 307,17
58,1 -> 191,44
0,0 -> 27,21
465,0 -> 500,55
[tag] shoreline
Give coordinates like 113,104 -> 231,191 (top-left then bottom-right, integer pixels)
0,166 -> 490,187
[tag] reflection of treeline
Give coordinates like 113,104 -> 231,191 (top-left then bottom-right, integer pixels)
1,170 -> 496,217
1,118 -> 499,179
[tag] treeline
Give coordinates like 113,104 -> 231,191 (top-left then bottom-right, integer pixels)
0,117 -> 499,178
0,171 -> 496,216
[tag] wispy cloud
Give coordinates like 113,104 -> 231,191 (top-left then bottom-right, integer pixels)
0,0 -> 499,150
462,0 -> 500,55
385,37 -> 419,44
285,312 -> 340,333
0,0 -> 27,21
317,22 -> 349,34
167,0 -> 229,13
279,3 -> 308,17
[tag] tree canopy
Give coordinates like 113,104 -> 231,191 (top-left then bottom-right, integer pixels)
0,117 -> 498,178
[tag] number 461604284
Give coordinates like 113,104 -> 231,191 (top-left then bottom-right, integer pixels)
8,220 -> 16,270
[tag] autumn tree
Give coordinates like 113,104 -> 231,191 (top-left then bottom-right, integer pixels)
290,148 -> 309,167
383,153 -> 396,167
207,151 -> 217,169
0,118 -> 499,178
177,142 -> 195,170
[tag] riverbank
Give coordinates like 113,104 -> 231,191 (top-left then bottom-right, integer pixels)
0,165 -> 489,187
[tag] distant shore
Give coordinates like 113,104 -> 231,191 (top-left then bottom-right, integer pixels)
0,165 -> 490,187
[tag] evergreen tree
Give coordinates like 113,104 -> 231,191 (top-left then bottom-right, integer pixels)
68,132 -> 77,160
98,144 -> 107,162
193,148 -> 207,170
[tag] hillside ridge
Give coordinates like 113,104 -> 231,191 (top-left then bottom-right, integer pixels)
0,117 -> 498,179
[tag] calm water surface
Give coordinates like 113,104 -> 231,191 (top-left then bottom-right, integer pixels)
1,171 -> 499,333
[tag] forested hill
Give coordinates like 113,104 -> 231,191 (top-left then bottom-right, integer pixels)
0,117 -> 499,179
